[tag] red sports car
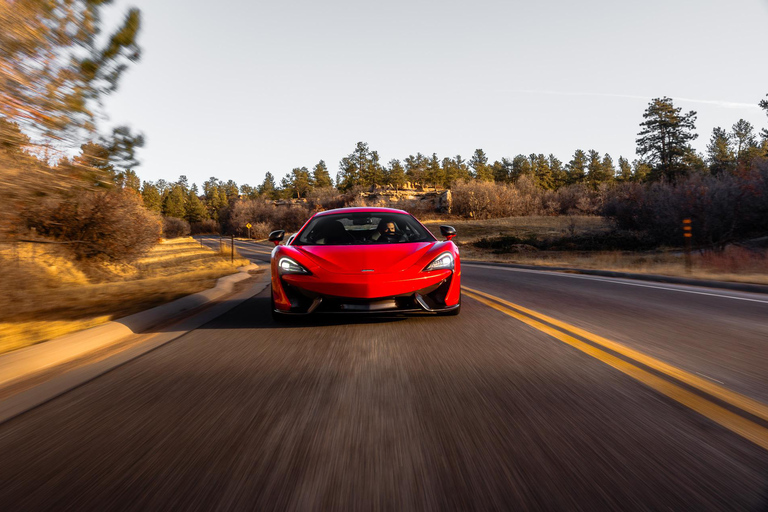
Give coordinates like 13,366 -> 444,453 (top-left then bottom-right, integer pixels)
269,207 -> 461,318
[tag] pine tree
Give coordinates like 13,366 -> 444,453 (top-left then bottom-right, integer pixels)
163,184 -> 186,218
426,153 -> 445,189
202,177 -> 225,219
469,149 -> 492,181
404,153 -> 428,188
599,154 -> 616,184
509,155 -> 531,182
185,185 -> 208,223
442,157 -> 458,186
530,154 -> 553,189
682,149 -> 708,174
442,155 -> 471,185
216,188 -> 229,210
732,119 -> 759,169
566,150 -> 587,184
312,160 -> 333,188
636,97 -> 698,181
617,157 -> 632,182
632,160 -> 652,182
363,150 -> 384,189
491,160 -> 509,183
386,159 -> 406,190
278,176 -> 292,199
223,180 -> 239,202
548,155 -> 567,188
338,142 -> 372,191
337,156 -> 359,191
176,175 -> 189,192
706,127 -> 736,175
288,167 -> 312,198
116,169 -> 141,191
0,1 -> 141,146
759,94 -> 768,142
454,155 -> 472,182
141,182 -> 162,213
240,184 -> 259,200
258,172 -> 277,199
586,150 -> 602,187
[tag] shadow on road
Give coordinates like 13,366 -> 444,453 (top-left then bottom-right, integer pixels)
197,296 -> 422,329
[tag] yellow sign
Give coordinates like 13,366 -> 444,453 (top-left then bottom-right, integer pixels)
246,223 -> 252,229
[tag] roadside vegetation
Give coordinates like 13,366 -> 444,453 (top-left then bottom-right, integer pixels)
0,238 -> 249,354
429,215 -> 768,285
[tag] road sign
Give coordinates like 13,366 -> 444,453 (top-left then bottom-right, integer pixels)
246,223 -> 252,229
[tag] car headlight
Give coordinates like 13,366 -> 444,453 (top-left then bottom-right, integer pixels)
423,251 -> 454,272
278,257 -> 311,275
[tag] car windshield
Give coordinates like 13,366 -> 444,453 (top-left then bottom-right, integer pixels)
294,212 -> 436,245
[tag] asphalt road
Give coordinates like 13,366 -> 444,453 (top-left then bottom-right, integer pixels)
1,240 -> 767,511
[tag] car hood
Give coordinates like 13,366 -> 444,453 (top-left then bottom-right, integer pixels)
293,243 -> 436,273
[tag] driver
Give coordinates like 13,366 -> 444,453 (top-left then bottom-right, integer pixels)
371,219 -> 404,243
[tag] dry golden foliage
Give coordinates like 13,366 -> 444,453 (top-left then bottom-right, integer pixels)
0,238 -> 250,354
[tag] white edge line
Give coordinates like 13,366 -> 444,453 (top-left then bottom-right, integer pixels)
463,264 -> 768,305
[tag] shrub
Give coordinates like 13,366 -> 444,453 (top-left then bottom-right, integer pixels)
307,186 -> 348,211
602,160 -> 768,247
542,184 -> 600,216
250,221 -> 271,239
190,218 -> 220,235
163,217 -> 191,239
451,180 -> 536,219
474,230 -> 656,253
227,199 -> 311,234
25,189 -> 161,261
227,199 -> 278,234
273,205 -> 311,231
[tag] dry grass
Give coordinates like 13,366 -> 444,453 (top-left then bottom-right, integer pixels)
451,217 -> 768,286
461,246 -> 768,283
0,238 -> 250,354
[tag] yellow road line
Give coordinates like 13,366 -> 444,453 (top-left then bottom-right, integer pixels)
463,285 -> 768,424
462,289 -> 768,452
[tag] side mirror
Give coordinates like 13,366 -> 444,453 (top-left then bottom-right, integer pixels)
440,225 -> 457,241
268,230 -> 285,246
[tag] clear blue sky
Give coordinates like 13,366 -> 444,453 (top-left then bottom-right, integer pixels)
104,0 -> 768,188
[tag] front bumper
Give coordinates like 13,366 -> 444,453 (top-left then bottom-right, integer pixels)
273,270 -> 460,315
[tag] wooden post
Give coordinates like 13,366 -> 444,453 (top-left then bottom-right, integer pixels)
683,218 -> 692,273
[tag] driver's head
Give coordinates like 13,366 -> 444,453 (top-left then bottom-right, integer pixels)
378,220 -> 396,235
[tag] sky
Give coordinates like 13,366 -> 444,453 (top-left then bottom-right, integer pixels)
103,0 -> 768,188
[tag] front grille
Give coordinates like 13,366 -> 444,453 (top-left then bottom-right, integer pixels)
281,274 -> 454,314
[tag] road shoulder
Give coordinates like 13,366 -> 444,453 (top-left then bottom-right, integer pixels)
0,266 -> 269,424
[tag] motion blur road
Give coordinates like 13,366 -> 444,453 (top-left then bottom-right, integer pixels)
1,238 -> 767,510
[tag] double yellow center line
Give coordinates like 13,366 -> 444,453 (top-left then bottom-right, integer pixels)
462,286 -> 768,451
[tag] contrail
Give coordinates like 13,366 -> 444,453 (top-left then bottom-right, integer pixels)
510,90 -> 760,110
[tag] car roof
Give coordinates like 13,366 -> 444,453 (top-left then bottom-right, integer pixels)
314,207 -> 410,216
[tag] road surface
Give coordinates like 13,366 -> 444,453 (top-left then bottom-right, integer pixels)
0,239 -> 767,510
